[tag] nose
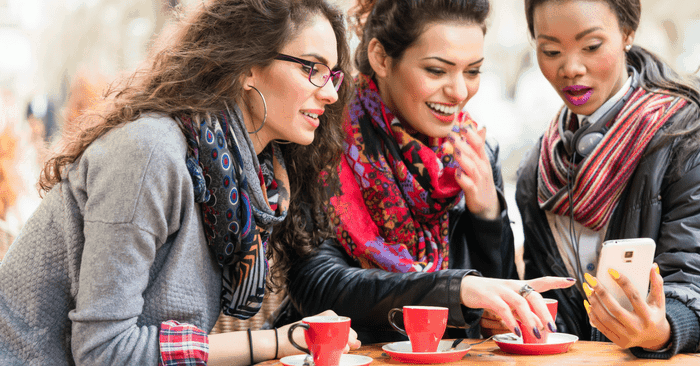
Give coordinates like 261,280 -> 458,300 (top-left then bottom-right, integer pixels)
559,54 -> 586,79
316,79 -> 339,105
445,73 -> 469,103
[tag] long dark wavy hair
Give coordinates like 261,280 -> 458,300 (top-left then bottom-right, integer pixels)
39,0 -> 351,289
351,0 -> 491,78
524,0 -> 700,178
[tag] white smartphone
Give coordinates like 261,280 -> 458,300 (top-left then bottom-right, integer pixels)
595,238 -> 656,312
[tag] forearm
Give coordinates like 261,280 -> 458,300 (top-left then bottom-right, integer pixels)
209,328 -> 286,366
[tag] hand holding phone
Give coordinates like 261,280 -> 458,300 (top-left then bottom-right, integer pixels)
595,238 -> 656,312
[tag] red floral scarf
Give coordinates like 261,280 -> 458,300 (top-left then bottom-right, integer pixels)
328,75 -> 474,272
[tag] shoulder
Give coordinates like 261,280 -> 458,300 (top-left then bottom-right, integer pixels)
81,114 -> 187,173
68,114 -> 193,227
98,114 -> 185,157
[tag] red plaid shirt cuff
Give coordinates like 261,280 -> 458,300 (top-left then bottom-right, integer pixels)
159,320 -> 209,366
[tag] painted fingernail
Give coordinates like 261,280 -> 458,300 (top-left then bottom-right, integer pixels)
447,134 -> 456,143
451,124 -> 460,133
533,327 -> 541,339
455,148 -> 461,157
567,277 -> 577,282
548,322 -> 557,333
456,169 -> 462,178
608,268 -> 620,280
514,326 -> 522,337
655,263 -> 660,274
583,283 -> 593,297
466,122 -> 474,130
584,273 -> 598,287
584,300 -> 591,314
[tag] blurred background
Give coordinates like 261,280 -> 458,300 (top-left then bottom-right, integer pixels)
1,0 -> 698,269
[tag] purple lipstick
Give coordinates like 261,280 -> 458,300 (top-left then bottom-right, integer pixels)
563,85 -> 593,106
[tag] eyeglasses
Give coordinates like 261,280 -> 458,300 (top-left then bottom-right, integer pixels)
274,53 -> 344,91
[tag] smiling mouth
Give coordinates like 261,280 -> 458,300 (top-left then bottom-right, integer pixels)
426,102 -> 459,116
301,111 -> 319,119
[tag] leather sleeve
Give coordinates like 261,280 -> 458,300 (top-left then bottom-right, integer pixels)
286,241 -> 482,342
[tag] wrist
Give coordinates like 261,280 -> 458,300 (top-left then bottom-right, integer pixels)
474,203 -> 499,221
252,329 -> 279,363
278,324 -> 304,359
640,320 -> 672,351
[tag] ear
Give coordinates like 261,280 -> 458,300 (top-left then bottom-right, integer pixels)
367,38 -> 392,78
241,67 -> 257,91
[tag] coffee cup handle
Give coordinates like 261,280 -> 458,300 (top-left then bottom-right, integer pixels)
387,308 -> 407,336
288,323 -> 310,354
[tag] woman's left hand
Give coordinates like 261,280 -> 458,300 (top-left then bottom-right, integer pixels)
583,263 -> 671,350
447,126 -> 499,220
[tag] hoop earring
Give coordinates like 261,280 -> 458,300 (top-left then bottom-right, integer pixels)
247,85 -> 267,134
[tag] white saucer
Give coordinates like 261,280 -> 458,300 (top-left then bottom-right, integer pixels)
280,354 -> 373,366
382,340 -> 471,364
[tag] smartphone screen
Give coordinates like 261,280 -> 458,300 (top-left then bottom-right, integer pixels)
595,238 -> 656,312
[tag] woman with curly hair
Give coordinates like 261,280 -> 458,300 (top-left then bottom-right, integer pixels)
280,0 -> 575,345
0,0 -> 359,365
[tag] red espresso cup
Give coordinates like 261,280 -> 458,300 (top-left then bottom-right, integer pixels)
388,306 -> 448,352
517,298 -> 558,344
288,316 -> 350,366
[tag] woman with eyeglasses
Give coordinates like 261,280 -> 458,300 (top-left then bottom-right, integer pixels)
276,0 -> 575,345
515,0 -> 700,358
0,1 -> 360,365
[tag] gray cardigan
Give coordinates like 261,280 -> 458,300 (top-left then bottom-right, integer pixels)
0,115 -> 222,365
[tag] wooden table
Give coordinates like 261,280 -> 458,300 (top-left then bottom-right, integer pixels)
257,339 -> 700,365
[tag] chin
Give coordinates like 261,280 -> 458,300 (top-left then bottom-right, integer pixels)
427,124 -> 453,139
565,103 -> 598,116
294,133 -> 315,146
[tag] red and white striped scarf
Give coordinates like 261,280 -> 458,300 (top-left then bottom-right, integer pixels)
538,88 -> 687,231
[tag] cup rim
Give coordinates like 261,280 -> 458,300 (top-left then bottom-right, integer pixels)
302,315 -> 351,323
403,305 -> 449,311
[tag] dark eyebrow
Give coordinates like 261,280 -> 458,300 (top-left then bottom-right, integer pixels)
422,56 -> 484,66
537,27 -> 604,43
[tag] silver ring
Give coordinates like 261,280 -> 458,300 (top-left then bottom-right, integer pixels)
518,284 -> 535,298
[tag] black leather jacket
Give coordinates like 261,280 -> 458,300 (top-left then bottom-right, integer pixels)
517,112 -> 700,358
275,138 -> 515,344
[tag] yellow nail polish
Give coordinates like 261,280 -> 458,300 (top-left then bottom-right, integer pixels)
584,300 -> 591,314
655,264 -> 660,274
583,283 -> 593,297
608,268 -> 620,280
584,273 -> 598,287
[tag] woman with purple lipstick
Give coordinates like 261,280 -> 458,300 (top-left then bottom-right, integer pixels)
275,0 -> 576,346
516,0 -> 700,358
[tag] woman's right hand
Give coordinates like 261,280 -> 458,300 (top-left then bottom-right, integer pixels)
460,276 -> 575,339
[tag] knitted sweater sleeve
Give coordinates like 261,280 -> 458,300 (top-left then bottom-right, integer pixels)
66,119 -> 208,365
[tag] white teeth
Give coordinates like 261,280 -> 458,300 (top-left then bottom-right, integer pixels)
301,111 -> 319,119
426,102 -> 459,115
